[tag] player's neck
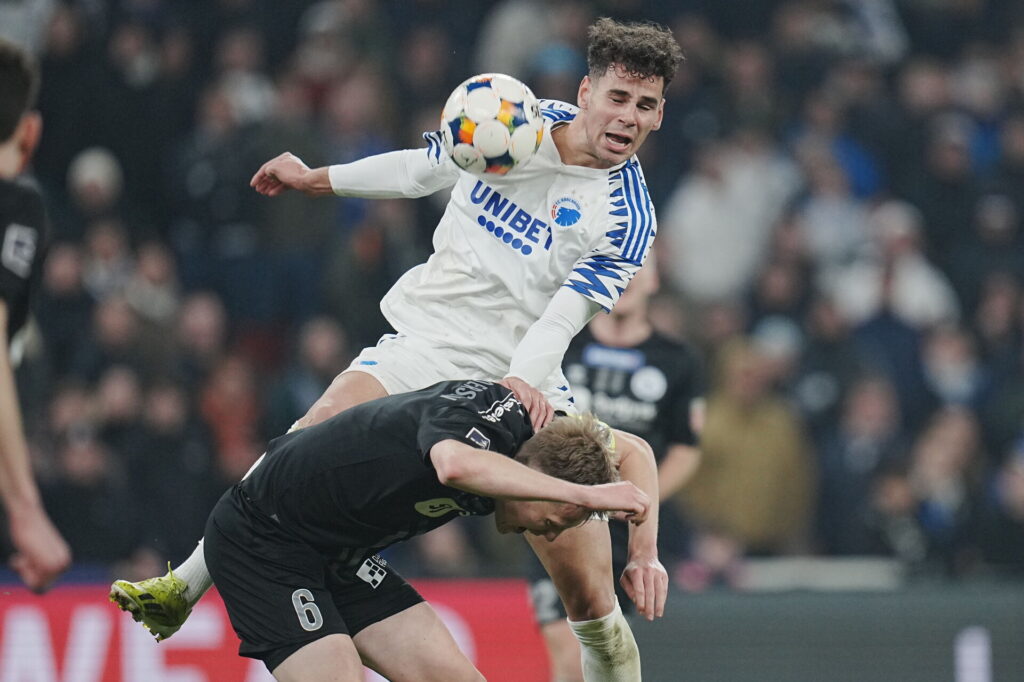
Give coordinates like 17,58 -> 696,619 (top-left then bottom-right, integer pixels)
590,311 -> 652,348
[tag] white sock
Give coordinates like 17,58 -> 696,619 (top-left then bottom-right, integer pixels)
568,600 -> 641,681
173,539 -> 214,605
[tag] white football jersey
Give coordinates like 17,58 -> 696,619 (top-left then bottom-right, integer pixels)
380,100 -> 657,376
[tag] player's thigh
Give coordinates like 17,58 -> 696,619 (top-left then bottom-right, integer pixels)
298,370 -> 388,427
526,520 -> 616,620
353,602 -> 484,682
271,634 -> 363,682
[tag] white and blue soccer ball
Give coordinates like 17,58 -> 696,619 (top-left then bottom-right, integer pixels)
440,73 -> 544,175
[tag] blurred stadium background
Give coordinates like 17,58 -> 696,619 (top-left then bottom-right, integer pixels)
2,0 -> 1024,680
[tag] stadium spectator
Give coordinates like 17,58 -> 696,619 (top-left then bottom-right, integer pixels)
262,315 -> 349,441
825,199 -> 960,330
174,291 -> 230,397
660,127 -> 802,305
33,241 -> 93,378
42,433 -> 136,566
816,375 -> 908,555
905,406 -> 986,575
681,337 -> 815,555
128,380 -> 221,564
978,442 -> 1024,576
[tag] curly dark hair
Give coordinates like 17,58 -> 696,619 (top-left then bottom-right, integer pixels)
0,39 -> 38,142
587,17 -> 684,92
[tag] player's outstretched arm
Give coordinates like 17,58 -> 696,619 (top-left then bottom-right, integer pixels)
252,145 -> 458,200
429,439 -> 649,519
250,152 -> 332,197
0,301 -> 71,592
612,429 -> 669,621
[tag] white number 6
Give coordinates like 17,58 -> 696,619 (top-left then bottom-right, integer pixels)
291,588 -> 324,631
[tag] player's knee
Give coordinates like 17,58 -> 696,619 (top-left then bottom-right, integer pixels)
561,585 -> 617,621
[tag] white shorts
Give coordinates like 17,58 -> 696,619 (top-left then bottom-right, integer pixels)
342,333 -> 578,414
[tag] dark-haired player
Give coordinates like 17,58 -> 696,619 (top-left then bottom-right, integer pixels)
0,39 -> 71,592
115,17 -> 683,680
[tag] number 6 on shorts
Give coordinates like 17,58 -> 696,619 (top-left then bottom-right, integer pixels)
291,588 -> 323,631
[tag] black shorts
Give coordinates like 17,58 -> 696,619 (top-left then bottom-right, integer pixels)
526,519 -> 633,625
204,486 -> 424,672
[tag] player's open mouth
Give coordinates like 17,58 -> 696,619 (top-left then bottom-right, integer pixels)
604,132 -> 632,151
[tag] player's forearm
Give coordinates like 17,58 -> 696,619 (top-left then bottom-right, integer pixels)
614,430 -> 660,553
328,149 -> 455,198
506,288 -> 599,386
0,308 -> 43,515
431,440 -> 588,505
657,444 -> 701,500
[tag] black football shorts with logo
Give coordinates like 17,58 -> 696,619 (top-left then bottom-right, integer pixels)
204,485 -> 423,672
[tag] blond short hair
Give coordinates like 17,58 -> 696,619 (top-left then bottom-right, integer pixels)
515,414 -> 620,486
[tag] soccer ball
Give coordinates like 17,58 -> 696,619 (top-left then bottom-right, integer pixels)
441,73 -> 543,175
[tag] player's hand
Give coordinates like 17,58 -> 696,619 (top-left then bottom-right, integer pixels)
499,376 -> 554,432
620,552 -> 668,621
251,152 -> 311,197
8,505 -> 71,593
582,481 -> 650,524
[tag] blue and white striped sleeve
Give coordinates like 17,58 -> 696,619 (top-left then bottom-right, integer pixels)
538,99 -> 579,124
562,159 -> 657,311
421,130 -> 451,168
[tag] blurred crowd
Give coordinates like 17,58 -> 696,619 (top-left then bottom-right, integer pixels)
3,0 -> 1024,587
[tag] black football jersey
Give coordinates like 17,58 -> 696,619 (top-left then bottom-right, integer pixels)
564,327 -> 703,459
240,380 -> 533,568
0,178 -> 47,345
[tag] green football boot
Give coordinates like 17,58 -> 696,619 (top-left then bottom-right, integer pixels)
109,564 -> 192,642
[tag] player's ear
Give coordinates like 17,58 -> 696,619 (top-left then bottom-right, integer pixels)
652,99 -> 665,131
15,112 -> 41,174
578,75 -> 591,110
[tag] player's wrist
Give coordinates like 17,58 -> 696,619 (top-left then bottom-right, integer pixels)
303,167 -> 333,196
627,525 -> 659,556
6,492 -> 46,523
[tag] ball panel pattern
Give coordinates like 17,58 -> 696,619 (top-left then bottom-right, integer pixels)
440,73 -> 544,176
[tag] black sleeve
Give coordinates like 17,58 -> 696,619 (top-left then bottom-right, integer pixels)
0,183 -> 45,309
417,383 -> 533,463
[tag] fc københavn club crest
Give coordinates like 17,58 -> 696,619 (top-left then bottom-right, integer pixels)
551,197 -> 582,227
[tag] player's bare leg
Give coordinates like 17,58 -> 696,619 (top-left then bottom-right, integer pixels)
527,522 -> 641,681
353,602 -> 484,682
295,370 -> 389,430
541,619 -> 586,682
111,370 -> 389,639
271,634 -> 364,682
